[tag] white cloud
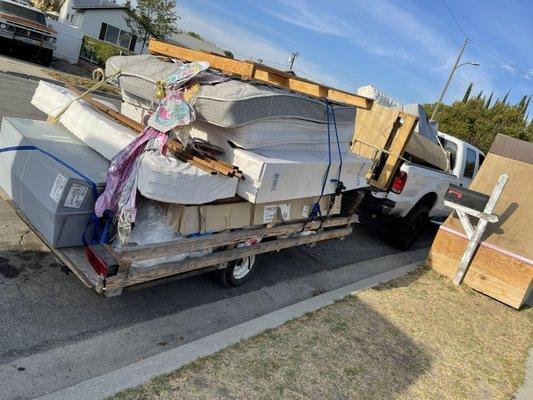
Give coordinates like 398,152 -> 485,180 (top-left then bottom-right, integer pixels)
501,64 -> 517,76
255,0 -> 414,61
177,6 -> 343,88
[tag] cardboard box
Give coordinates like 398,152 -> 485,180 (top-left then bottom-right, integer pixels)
166,200 -> 252,235
0,118 -> 109,247
228,148 -> 370,203
251,195 -> 341,225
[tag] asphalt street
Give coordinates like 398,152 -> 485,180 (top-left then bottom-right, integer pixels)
0,62 -> 437,399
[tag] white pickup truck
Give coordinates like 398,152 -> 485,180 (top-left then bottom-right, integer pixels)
359,132 -> 485,249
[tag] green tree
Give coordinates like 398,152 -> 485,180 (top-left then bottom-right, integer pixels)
423,95 -> 531,153
223,50 -> 235,59
125,0 -> 179,53
485,92 -> 493,109
32,0 -> 62,13
187,31 -> 204,41
502,89 -> 511,104
462,82 -> 473,103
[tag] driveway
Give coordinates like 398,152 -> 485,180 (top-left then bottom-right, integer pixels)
0,68 -> 436,399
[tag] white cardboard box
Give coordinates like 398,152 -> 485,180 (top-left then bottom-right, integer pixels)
252,195 -> 341,225
228,149 -> 370,203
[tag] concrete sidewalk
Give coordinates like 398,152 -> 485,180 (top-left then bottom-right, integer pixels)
38,260 -> 423,400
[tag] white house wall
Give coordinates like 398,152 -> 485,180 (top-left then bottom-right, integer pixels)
46,18 -> 83,63
80,9 -> 145,54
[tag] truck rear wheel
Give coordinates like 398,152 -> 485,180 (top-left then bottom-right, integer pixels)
214,255 -> 257,287
39,49 -> 53,67
387,205 -> 429,250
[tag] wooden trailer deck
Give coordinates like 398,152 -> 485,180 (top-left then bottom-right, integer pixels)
7,192 -> 356,296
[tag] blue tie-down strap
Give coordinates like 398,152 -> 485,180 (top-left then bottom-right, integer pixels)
0,145 -> 111,245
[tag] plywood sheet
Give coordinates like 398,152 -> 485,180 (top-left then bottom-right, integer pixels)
443,152 -> 533,260
429,134 -> 533,308
426,228 -> 533,308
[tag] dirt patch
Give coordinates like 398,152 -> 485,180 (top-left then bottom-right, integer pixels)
109,268 -> 533,400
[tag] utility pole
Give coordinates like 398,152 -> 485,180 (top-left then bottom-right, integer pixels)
431,38 -> 469,121
288,51 -> 299,70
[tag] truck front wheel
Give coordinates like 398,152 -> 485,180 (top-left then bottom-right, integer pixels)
39,49 -> 53,67
387,205 -> 429,250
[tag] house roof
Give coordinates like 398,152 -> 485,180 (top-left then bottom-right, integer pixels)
166,32 -> 225,56
71,0 -> 126,10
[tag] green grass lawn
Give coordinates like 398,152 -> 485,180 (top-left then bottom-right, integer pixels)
109,267 -> 533,400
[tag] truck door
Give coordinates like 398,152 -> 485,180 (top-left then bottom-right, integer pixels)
459,147 -> 477,187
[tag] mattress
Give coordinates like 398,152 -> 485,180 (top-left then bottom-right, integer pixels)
31,80 -> 119,117
137,150 -> 238,204
188,120 -> 352,152
108,55 -> 356,127
193,80 -> 356,127
227,148 -> 372,203
60,101 -> 136,160
31,81 -> 136,160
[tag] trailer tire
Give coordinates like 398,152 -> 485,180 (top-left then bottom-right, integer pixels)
387,204 -> 429,250
215,255 -> 257,287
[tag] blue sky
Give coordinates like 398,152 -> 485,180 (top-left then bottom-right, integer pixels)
176,0 -> 532,105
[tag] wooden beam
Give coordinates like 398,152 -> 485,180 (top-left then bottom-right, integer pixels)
107,215 -> 357,265
149,39 -> 373,109
105,227 -> 352,290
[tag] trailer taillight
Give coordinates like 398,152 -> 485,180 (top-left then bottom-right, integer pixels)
86,245 -> 118,277
391,170 -> 408,194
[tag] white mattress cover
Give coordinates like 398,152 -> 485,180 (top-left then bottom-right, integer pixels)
137,150 -> 238,204
60,101 -> 136,160
228,148 -> 371,203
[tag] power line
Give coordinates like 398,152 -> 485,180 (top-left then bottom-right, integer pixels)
439,0 -> 532,79
469,39 -> 531,77
441,0 -> 467,38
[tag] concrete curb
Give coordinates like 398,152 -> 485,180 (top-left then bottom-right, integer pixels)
515,348 -> 533,400
38,261 -> 422,400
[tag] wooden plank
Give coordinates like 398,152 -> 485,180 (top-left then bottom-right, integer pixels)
426,227 -> 533,309
149,39 -> 372,109
105,227 -> 352,290
108,215 -> 357,265
372,112 -> 418,189
149,40 -> 256,77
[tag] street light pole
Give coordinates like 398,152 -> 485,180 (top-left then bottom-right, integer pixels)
431,38 -> 469,121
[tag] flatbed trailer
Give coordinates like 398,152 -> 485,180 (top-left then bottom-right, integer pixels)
7,194 -> 356,296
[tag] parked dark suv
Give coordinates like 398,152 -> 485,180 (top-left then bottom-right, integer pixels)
0,0 -> 56,66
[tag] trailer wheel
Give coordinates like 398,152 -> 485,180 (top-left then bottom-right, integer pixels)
215,255 -> 257,287
387,204 -> 429,250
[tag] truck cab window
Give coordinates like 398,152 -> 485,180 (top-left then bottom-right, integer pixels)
440,138 -> 458,170
478,153 -> 485,168
463,148 -> 476,178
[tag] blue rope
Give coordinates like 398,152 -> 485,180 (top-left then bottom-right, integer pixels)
309,100 -> 345,221
0,145 -> 110,245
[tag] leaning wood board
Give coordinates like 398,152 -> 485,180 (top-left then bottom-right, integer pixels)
149,39 -> 419,191
426,227 -> 533,308
350,103 -> 418,189
426,135 -> 533,308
